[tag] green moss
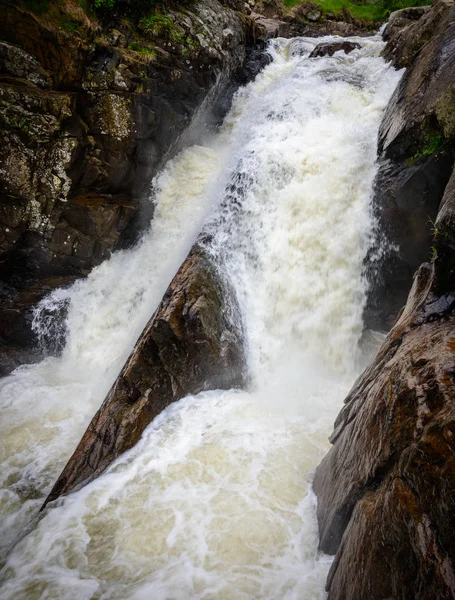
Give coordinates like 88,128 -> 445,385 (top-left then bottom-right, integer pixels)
0,113 -> 30,133
139,14 -> 174,35
128,42 -> 156,58
60,19 -> 79,32
409,134 -> 444,165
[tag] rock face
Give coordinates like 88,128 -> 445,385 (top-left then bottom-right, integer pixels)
315,3 -> 455,598
314,221 -> 455,599
44,243 -> 246,505
0,0 -> 264,373
309,40 -> 361,58
365,0 -> 455,330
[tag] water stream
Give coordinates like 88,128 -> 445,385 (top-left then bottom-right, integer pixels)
0,35 -> 401,599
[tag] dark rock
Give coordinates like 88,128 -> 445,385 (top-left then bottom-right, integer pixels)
0,41 -> 52,89
43,243 -> 246,505
309,41 -> 362,58
364,149 -> 453,331
382,6 -> 430,44
364,0 -> 455,330
382,0 -> 449,69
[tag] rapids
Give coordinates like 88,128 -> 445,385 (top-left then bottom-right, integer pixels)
0,35 -> 401,599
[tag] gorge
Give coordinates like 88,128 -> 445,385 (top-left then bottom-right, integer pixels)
0,0 -> 454,598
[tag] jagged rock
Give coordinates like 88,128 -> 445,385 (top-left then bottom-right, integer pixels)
382,6 -> 429,45
382,0 -> 447,69
379,0 -> 455,159
309,41 -> 361,58
0,41 -> 52,89
44,244 -> 246,505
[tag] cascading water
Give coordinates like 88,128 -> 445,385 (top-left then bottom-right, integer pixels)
0,35 -> 401,599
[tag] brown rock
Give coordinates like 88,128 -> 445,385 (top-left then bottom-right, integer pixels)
314,164 -> 455,598
43,243 -> 246,505
309,41 -> 361,58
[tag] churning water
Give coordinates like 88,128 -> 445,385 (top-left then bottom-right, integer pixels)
0,35 -> 401,599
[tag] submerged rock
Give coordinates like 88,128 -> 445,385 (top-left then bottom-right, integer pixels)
44,244 -> 246,505
309,40 -> 361,58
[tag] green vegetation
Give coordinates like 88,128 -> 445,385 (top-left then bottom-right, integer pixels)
128,41 -> 156,57
93,0 -> 115,8
409,134 -> 444,165
284,0 -> 431,23
60,19 -> 79,32
139,13 -> 174,35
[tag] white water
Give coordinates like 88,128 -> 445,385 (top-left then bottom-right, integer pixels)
0,35 -> 401,599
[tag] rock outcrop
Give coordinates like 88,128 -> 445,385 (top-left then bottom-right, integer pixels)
365,0 -> 455,330
309,40 -> 361,58
315,3 -> 455,598
0,0 -> 265,373
44,243 -> 246,505
314,176 -> 455,597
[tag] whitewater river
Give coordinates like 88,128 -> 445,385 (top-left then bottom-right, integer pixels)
0,35 -> 401,599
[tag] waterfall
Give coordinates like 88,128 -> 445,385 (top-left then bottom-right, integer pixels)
0,34 -> 401,599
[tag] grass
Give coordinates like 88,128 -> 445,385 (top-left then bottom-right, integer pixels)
284,0 -> 431,23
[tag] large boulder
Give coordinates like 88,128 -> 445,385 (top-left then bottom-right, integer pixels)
314,255 -> 455,599
43,243 -> 246,506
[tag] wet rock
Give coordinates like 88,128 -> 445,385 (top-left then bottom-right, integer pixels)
44,244 -> 246,505
365,149 -> 453,330
379,0 -> 455,159
382,6 -> 429,45
365,0 -> 455,330
314,249 -> 455,599
309,41 -> 361,58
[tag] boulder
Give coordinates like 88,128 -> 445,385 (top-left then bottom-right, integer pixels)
314,251 -> 455,599
309,41 -> 361,58
43,243 -> 246,505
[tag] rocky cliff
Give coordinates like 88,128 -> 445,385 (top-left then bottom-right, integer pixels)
0,0 -> 263,374
365,0 -> 455,330
314,2 -> 455,598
